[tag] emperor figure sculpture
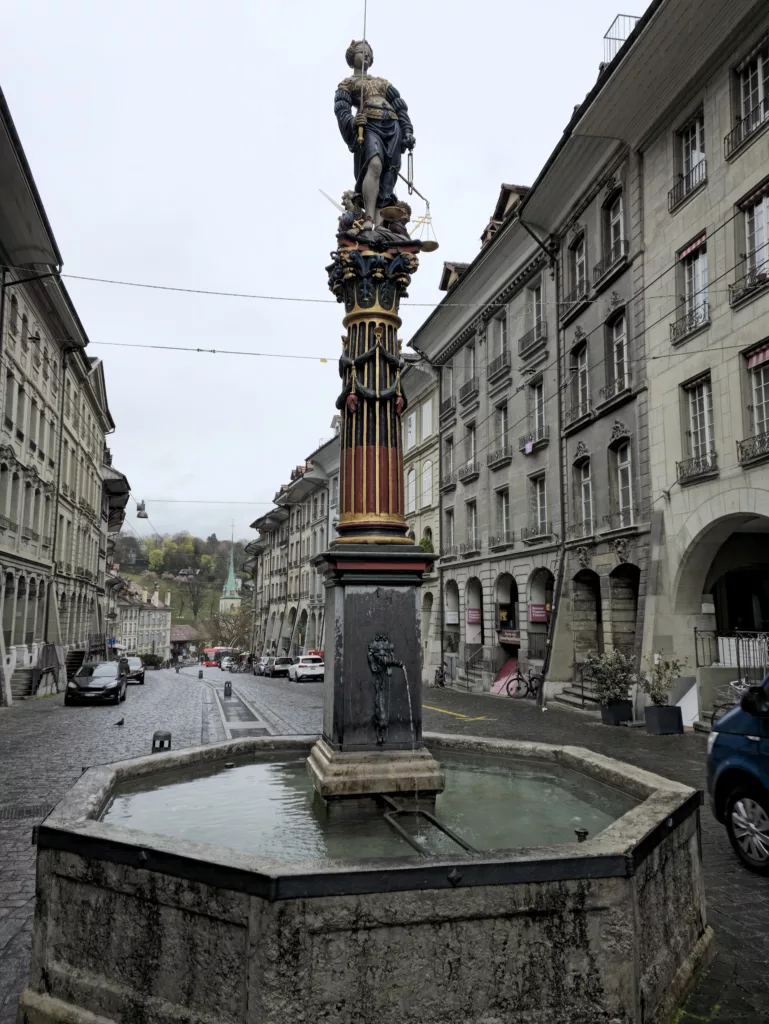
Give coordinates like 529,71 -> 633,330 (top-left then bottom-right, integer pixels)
334,39 -> 415,232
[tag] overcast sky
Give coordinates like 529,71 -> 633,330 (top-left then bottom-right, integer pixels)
0,0 -> 636,541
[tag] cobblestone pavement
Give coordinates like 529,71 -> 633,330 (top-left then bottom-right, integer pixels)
1,671 -> 767,1023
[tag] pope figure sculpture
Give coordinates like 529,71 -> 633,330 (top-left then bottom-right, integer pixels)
334,40 -> 416,233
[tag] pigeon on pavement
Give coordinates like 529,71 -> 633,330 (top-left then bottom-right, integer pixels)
115,717 -> 125,726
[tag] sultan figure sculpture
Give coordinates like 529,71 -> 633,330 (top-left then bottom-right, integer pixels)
334,40 -> 416,232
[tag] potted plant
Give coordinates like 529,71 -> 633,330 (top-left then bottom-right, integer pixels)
583,649 -> 636,725
641,654 -> 686,735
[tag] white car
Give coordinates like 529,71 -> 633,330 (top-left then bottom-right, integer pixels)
220,657 -> 234,671
288,656 -> 324,682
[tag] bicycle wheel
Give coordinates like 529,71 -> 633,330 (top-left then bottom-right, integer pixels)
506,674 -> 519,697
527,674 -> 544,699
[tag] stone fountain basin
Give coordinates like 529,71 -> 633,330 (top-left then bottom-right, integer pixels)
19,734 -> 712,1024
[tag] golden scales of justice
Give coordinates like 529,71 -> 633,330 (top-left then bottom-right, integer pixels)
382,153 -> 439,252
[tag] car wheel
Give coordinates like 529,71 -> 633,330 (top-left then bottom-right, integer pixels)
120,688 -> 127,702
140,675 -> 145,684
64,695 -> 74,706
112,692 -> 121,705
725,786 -> 769,874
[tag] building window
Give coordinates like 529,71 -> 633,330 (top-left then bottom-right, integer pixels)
406,469 -> 416,514
573,345 -> 589,416
673,112 -> 706,203
465,424 -> 476,463
739,41 -> 769,132
752,358 -> 769,437
20,315 -> 28,351
609,315 -> 629,392
746,193 -> 769,276
616,443 -> 633,526
405,411 -> 416,451
9,296 -> 18,336
604,192 -> 624,263
495,402 -> 508,445
421,398 -> 433,440
443,362 -> 453,397
493,313 -> 508,356
578,459 -> 593,532
682,236 -> 708,316
445,509 -> 454,549
496,488 -> 510,536
570,235 -> 587,295
685,376 -> 715,459
466,501 -> 478,550
421,461 -> 433,507
444,435 -> 454,475
331,477 -> 338,506
467,343 -> 476,380
532,475 -> 547,533
531,380 -> 545,435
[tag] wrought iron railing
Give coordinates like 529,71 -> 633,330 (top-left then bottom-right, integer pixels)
22,527 -> 40,541
0,515 -> 10,532
42,535 -> 52,547
487,351 -> 511,379
518,424 -> 549,450
729,264 -> 769,306
487,445 -> 513,467
602,507 -> 638,529
527,631 -> 548,660
677,451 -> 717,482
724,98 -> 769,158
670,301 -> 710,342
440,470 -> 457,490
458,460 -> 479,481
518,321 -> 547,356
439,395 -> 456,418
593,239 -> 629,282
459,538 -> 481,556
441,544 -> 459,558
737,430 -> 769,464
521,521 -> 551,541
565,399 -> 591,425
560,282 -> 588,319
599,374 -> 631,402
489,530 -> 514,548
459,377 -> 479,403
668,159 -> 707,210
567,518 -> 596,537
694,629 -> 769,688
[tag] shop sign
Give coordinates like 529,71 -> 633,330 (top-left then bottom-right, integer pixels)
466,608 -> 482,624
498,629 -> 520,643
445,611 -> 459,626
529,603 -> 548,623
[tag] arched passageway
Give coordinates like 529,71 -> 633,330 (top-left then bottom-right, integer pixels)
466,577 -> 484,646
609,564 -> 640,655
573,569 -> 603,661
527,568 -> 554,661
444,580 -> 460,653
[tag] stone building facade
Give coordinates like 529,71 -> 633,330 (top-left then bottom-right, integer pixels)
402,363 -> 441,684
0,85 -> 128,705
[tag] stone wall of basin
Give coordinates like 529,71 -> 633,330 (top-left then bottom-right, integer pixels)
19,735 -> 713,1024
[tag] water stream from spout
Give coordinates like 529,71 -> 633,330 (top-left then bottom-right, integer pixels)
400,664 -> 422,843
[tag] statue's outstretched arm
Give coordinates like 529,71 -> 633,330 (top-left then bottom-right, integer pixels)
334,88 -> 356,151
386,85 -> 414,148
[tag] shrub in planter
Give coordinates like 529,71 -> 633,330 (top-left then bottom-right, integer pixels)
582,649 -> 636,726
641,654 -> 686,735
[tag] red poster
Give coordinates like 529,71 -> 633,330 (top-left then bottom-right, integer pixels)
529,603 -> 548,623
466,608 -> 482,624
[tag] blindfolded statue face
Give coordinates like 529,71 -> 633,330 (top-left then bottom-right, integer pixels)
345,39 -> 374,71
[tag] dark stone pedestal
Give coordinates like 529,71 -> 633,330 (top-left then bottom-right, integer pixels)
307,545 -> 444,799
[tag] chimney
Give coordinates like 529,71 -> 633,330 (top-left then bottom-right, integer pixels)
165,591 -> 172,608
141,588 -> 148,603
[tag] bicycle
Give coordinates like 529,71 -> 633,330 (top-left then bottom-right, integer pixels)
709,677 -> 752,726
506,666 -> 543,699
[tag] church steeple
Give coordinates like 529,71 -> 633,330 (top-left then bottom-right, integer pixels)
219,541 -> 242,616
223,547 -> 238,598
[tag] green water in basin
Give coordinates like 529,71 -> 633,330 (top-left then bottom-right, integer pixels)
100,752 -> 635,865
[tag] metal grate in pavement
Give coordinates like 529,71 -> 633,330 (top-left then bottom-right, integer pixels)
0,803 -> 53,821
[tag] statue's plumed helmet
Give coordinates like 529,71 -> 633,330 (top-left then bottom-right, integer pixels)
346,39 -> 374,69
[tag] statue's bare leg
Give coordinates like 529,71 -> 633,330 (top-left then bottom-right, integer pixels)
362,155 -> 383,229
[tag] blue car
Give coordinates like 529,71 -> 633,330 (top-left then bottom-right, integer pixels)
707,675 -> 769,873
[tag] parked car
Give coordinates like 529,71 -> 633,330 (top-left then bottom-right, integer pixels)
255,657 -> 269,676
65,661 -> 128,706
288,656 -> 324,682
707,674 -> 769,874
263,657 -> 276,677
125,656 -> 145,685
266,656 -> 293,678
220,657 -> 234,671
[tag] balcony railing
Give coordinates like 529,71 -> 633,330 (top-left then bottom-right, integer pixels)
670,301 -> 710,342
487,445 -> 513,468
567,518 -> 596,538
518,424 -> 549,451
518,321 -> 547,356
458,460 -> 480,482
565,398 -> 592,425
560,282 -> 588,319
668,159 -> 707,210
725,98 -> 769,158
459,538 -> 481,556
440,396 -> 456,419
599,374 -> 632,403
440,470 -> 458,491
42,535 -> 52,548
3,416 -> 11,432
593,239 -> 629,283
487,351 -> 511,380
459,377 -> 479,404
21,527 -> 40,542
441,544 -> 459,559
489,530 -> 514,548
729,264 -> 769,306
521,521 -> 551,541
602,507 -> 638,530
737,430 -> 769,464
0,515 -> 11,532
677,451 -> 718,483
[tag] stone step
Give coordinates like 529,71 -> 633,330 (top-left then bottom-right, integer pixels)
10,667 -> 34,699
552,690 -> 601,714
561,684 -> 601,703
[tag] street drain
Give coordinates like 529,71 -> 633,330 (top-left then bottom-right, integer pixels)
0,803 -> 53,821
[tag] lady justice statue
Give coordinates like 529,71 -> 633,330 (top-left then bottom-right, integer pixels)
334,39 -> 415,232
